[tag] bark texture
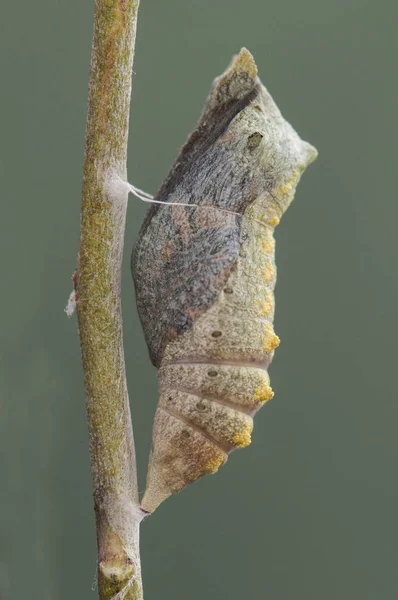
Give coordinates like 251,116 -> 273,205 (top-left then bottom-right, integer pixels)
75,1 -> 143,599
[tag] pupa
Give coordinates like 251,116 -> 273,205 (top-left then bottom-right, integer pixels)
132,48 -> 317,513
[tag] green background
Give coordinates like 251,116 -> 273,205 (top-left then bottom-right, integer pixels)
1,0 -> 397,598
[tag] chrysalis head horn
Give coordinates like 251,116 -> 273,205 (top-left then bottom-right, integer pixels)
203,48 -> 259,114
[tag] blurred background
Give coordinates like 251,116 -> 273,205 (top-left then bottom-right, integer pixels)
1,0 -> 397,598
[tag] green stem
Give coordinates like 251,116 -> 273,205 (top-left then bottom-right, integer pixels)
75,1 -> 143,598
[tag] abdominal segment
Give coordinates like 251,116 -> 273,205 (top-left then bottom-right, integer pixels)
141,217 -> 279,513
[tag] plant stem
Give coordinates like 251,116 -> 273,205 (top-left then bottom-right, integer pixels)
75,1 -> 142,598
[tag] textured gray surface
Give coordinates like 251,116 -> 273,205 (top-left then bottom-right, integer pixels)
133,50 -> 315,367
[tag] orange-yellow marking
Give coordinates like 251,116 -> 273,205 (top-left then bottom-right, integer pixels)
232,422 -> 253,448
258,232 -> 275,255
262,323 -> 280,353
263,260 -> 275,284
267,215 -> 280,227
278,169 -> 300,196
254,382 -> 274,403
254,292 -> 274,317
202,455 -> 225,474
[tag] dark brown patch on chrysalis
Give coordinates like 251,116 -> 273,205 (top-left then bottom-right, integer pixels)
132,73 -> 264,366
139,84 -> 260,238
132,49 -> 316,369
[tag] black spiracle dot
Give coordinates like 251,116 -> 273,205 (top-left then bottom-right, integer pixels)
196,401 -> 207,412
211,330 -> 222,338
181,430 -> 190,438
224,286 -> 233,294
207,370 -> 218,377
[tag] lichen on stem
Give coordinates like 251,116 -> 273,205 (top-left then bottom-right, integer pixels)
75,1 -> 142,599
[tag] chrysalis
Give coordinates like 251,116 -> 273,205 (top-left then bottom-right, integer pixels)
132,48 -> 317,513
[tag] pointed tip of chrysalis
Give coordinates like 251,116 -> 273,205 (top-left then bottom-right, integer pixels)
304,142 -> 319,166
205,48 -> 259,113
216,47 -> 258,91
229,47 -> 258,79
140,474 -> 171,514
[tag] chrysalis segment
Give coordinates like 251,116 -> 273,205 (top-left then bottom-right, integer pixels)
133,48 -> 317,513
141,204 -> 279,512
159,363 -> 274,413
144,408 -> 227,508
141,362 -> 274,511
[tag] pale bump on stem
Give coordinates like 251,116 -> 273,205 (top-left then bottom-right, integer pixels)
75,1 -> 143,599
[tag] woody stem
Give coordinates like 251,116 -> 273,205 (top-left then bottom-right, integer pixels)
75,1 -> 143,599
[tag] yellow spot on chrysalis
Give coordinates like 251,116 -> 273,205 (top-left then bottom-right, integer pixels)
256,214 -> 267,224
232,422 -> 252,449
253,293 -> 273,317
268,215 -> 280,227
278,183 -> 293,196
278,169 -> 300,196
190,453 -> 225,482
263,260 -> 275,284
202,455 -> 225,475
254,382 -> 274,403
258,232 -> 275,255
262,323 -> 280,353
